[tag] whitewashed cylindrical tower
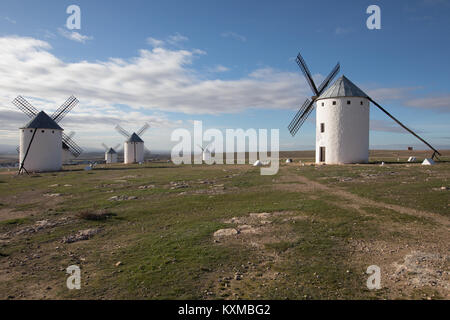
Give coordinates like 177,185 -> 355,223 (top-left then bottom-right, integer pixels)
124,133 -> 144,164
105,148 -> 118,164
19,111 -> 63,172
202,149 -> 211,163
315,76 -> 370,164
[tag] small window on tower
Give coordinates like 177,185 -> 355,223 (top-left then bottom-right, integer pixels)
41,130 -> 45,133
360,101 -> 363,105
52,130 -> 54,133
321,102 -> 324,106
320,123 -> 325,133
30,130 -> 33,132
347,100 -> 351,105
332,101 -> 336,105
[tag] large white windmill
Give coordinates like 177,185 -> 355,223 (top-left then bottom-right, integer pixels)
115,123 -> 150,164
101,143 -> 121,164
12,95 -> 83,173
288,52 -> 441,164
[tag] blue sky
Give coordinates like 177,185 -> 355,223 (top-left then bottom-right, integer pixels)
0,0 -> 449,152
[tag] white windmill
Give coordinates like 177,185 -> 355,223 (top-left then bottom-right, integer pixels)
12,95 -> 82,173
101,143 -> 121,164
197,143 -> 213,164
115,123 -> 150,164
288,52 -> 441,164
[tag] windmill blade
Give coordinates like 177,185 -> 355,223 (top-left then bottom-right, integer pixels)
62,132 -> 83,157
288,99 -> 315,136
368,97 -> 441,156
52,96 -> 79,123
101,143 -> 109,151
67,131 -> 75,139
12,96 -> 39,119
288,98 -> 311,133
137,123 -> 150,136
196,144 -> 205,152
296,52 -> 319,96
317,62 -> 340,94
16,146 -> 20,154
115,124 -> 131,138
113,143 -> 121,151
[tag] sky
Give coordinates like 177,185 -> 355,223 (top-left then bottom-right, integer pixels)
0,0 -> 449,152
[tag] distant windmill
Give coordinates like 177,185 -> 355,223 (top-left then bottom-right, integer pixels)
101,143 -> 121,164
115,123 -> 150,164
288,52 -> 441,164
197,143 -> 213,164
12,95 -> 82,173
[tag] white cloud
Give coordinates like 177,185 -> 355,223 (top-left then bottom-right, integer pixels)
0,36 -> 308,148
370,119 -> 421,133
147,37 -> 165,47
0,36 -> 307,117
404,95 -> 450,112
334,27 -> 353,35
208,65 -> 230,73
147,33 -> 189,48
365,87 -> 418,101
4,17 -> 16,24
167,33 -> 189,45
58,28 -> 93,43
221,32 -> 247,42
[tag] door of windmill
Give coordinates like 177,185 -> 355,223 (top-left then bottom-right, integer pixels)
319,147 -> 325,162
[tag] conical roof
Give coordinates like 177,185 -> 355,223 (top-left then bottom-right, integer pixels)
317,75 -> 368,100
127,132 -> 144,143
106,148 -> 117,154
21,111 -> 63,130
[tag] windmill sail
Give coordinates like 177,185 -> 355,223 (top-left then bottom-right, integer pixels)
52,95 -> 79,123
289,52 -> 340,136
62,132 -> 83,157
115,124 -> 131,138
12,96 -> 39,118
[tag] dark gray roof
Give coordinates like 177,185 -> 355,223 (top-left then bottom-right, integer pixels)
106,148 -> 117,154
317,75 -> 368,100
127,132 -> 144,143
21,111 -> 63,130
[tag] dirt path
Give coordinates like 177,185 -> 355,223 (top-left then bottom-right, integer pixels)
276,174 -> 450,228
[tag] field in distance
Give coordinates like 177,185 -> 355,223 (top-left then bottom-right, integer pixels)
0,150 -> 448,299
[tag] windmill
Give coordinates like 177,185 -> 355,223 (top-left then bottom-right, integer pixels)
12,95 -> 82,173
101,143 -> 121,164
15,130 -> 81,165
115,123 -> 150,164
288,52 -> 441,164
197,143 -> 213,164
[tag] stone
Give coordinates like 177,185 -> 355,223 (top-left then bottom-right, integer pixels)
213,228 -> 239,237
62,228 -> 101,244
